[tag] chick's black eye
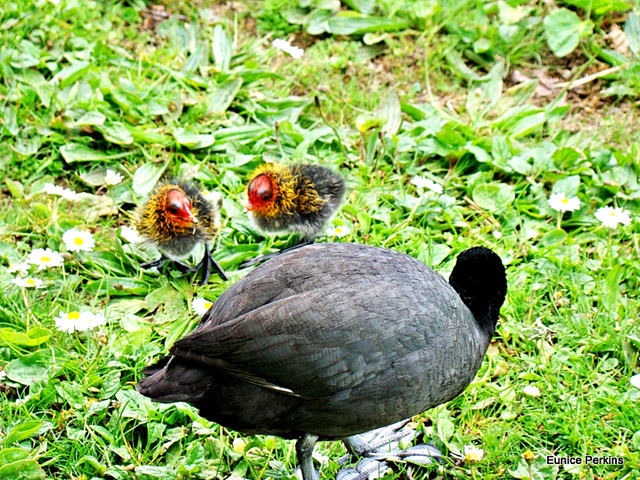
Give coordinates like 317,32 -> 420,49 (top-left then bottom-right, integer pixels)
167,206 -> 179,214
261,194 -> 272,201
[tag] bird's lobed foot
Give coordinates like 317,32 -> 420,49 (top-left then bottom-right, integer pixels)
337,422 -> 443,479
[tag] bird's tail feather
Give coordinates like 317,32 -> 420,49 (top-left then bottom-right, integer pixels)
136,356 -> 213,403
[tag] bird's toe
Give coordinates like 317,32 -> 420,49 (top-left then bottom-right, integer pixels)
336,458 -> 391,480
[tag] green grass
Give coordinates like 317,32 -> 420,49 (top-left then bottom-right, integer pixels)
1,0 -> 640,479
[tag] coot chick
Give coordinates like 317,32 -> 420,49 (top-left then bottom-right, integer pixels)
137,243 -> 507,480
135,181 -> 227,284
240,163 -> 345,267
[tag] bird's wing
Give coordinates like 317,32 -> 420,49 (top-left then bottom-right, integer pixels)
171,247 -> 463,399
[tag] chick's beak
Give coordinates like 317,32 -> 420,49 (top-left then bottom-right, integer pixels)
184,204 -> 198,223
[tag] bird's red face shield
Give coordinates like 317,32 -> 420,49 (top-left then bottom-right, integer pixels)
165,189 -> 198,227
247,174 -> 276,212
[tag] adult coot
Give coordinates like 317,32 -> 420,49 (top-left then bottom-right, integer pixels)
240,163 -> 345,267
135,180 -> 227,284
137,243 -> 507,479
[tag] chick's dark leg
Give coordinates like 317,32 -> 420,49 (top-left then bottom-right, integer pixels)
240,240 -> 314,268
296,433 -> 320,480
185,244 -> 228,284
140,256 -> 170,270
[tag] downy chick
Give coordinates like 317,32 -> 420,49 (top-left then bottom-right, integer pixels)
241,163 -> 345,267
135,181 -> 227,284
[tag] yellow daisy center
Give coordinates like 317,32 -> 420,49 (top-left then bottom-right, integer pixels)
68,312 -> 81,320
26,279 -> 35,285
41,256 -> 50,262
204,301 -> 213,309
74,237 -> 84,245
561,198 -> 568,204
610,212 -> 616,217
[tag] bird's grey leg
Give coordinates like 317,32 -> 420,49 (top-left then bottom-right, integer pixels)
296,433 -> 320,480
140,256 -> 170,269
240,240 -> 314,268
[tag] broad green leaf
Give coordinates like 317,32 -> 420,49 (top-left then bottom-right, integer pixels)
446,51 -> 483,81
543,9 -> 593,58
472,183 -> 514,212
4,420 -> 43,446
84,277 -> 151,296
60,143 -> 130,163
552,147 -> 581,168
327,14 -> 409,35
625,12 -> 640,57
76,111 -> 106,126
604,264 -> 624,313
375,91 -> 401,136
552,175 -> 580,197
206,78 -> 243,115
0,459 -> 45,480
0,448 -> 29,465
132,162 -> 168,199
4,179 -> 24,199
511,112 -> 545,138
343,0 -> 375,14
538,228 -> 567,247
134,465 -> 177,480
0,327 -> 51,347
77,455 -> 106,475
5,349 -> 64,386
212,25 -> 232,72
85,251 -> 129,276
51,61 -> 90,87
97,122 -> 133,145
564,0 -> 631,16
173,129 -> 215,149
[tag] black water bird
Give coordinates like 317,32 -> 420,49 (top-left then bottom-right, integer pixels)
137,243 -> 507,479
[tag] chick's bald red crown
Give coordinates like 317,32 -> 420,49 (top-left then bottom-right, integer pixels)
247,174 -> 276,212
165,188 -> 198,226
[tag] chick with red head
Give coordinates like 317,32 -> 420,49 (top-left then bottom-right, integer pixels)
135,181 -> 227,284
242,163 -> 345,267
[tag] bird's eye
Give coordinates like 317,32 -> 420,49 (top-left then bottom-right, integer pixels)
261,193 -> 272,201
167,206 -> 179,214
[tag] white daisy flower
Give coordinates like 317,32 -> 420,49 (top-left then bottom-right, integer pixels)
595,206 -> 632,229
44,182 -> 78,200
522,385 -> 541,397
60,188 -> 79,201
120,226 -> 143,243
410,175 -> 443,194
44,183 -> 66,196
272,38 -> 304,59
0,369 -> 5,380
54,311 -> 94,333
87,312 -> 107,329
26,248 -> 64,271
327,225 -> 351,238
104,169 -> 124,186
12,277 -> 45,289
7,262 -> 31,275
548,192 -> 581,212
192,297 -> 214,316
62,228 -> 96,252
464,445 -> 484,462
631,374 -> 640,390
